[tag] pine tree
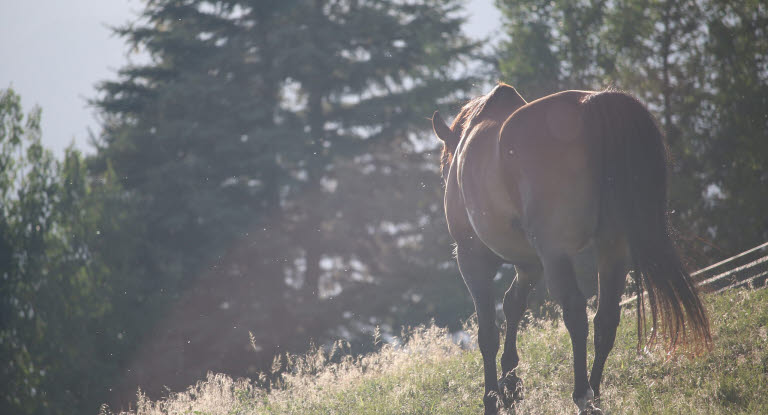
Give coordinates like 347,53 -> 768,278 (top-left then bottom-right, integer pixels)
496,0 -> 608,98
92,0 -> 479,404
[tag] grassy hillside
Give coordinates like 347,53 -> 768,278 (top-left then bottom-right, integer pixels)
110,287 -> 768,414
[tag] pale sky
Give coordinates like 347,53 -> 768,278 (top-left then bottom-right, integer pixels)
0,0 -> 500,156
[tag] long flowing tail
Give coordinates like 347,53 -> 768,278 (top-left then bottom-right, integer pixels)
581,90 -> 711,351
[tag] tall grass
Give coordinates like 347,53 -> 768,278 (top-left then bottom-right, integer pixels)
106,287 -> 768,414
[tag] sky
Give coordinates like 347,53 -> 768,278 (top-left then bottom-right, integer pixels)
0,0 -> 500,156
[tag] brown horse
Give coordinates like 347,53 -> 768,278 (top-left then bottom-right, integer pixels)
431,84 -> 711,414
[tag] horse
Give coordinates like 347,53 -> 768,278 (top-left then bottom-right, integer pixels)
430,83 -> 711,414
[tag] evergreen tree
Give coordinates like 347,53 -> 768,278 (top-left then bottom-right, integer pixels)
697,0 -> 768,251
597,0 -> 768,257
92,0 -> 479,404
270,0 -> 477,326
496,0 -> 608,98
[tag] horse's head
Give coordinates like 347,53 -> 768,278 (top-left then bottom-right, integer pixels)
431,110 -> 460,182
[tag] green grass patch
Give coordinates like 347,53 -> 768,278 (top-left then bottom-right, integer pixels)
110,287 -> 768,414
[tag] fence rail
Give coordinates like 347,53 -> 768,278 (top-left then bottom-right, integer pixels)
620,241 -> 768,306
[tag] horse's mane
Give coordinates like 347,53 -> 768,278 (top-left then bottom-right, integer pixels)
454,83 -> 525,136
441,83 -> 526,176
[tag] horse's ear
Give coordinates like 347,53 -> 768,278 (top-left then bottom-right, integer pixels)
432,111 -> 457,145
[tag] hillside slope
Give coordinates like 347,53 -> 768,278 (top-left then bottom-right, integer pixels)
109,287 -> 768,414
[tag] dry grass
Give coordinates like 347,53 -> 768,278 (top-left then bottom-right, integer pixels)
107,287 -> 768,414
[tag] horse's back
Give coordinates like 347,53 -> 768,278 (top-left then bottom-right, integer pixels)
502,90 -> 593,144
499,90 -> 599,255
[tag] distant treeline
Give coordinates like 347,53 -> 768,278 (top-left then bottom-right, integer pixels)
2,1 -> 766,414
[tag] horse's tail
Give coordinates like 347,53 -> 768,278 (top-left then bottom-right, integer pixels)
581,90 -> 712,352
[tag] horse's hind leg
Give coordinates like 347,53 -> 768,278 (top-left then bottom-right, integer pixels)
499,262 -> 541,405
539,252 -> 597,414
456,245 -> 503,415
589,236 -> 629,402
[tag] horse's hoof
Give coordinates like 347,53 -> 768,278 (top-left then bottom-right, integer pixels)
498,372 -> 524,406
577,402 -> 603,415
484,390 -> 502,414
576,389 -> 602,415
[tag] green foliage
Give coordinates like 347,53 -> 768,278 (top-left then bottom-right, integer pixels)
696,0 -> 768,252
0,87 -> 141,414
495,0 -> 608,97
